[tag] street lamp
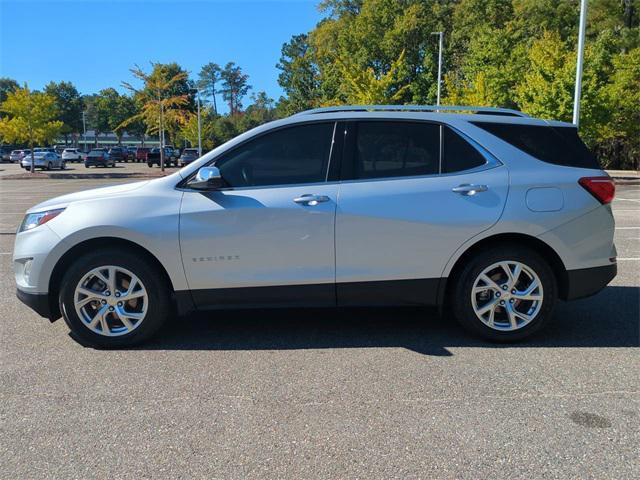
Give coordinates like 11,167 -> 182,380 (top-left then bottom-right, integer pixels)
196,89 -> 202,157
573,0 -> 588,127
190,87 -> 203,157
431,31 -> 444,107
82,111 -> 87,151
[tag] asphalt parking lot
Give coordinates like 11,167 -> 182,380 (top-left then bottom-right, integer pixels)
0,168 -> 638,479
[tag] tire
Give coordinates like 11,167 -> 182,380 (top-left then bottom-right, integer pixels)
147,162 -> 153,168
85,164 -> 90,168
59,249 -> 172,348
451,245 -> 557,342
60,161 -> 66,170
47,162 -> 52,170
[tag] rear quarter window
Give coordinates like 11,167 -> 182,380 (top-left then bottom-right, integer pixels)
443,127 -> 486,173
471,122 -> 600,169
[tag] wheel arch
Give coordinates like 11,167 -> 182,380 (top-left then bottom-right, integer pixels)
440,233 -> 569,308
48,236 -> 184,320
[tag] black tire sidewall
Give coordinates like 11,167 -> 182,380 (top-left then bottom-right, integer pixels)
452,246 -> 557,342
59,249 -> 171,348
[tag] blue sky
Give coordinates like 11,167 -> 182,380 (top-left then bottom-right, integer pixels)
0,0 -> 322,107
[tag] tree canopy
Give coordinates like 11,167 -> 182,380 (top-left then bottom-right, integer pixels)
275,0 -> 640,169
0,86 -> 64,172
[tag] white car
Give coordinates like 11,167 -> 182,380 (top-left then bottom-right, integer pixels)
20,151 -> 65,170
13,105 -> 617,347
61,148 -> 85,162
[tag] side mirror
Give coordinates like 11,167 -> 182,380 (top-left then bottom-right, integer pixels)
189,166 -> 225,190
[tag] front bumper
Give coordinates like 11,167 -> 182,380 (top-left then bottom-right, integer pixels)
16,288 -> 57,320
564,263 -> 617,300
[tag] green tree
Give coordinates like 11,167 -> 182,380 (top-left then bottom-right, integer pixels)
0,86 -> 63,173
599,47 -> 640,168
84,92 -> 111,147
0,78 -> 19,106
277,34 -> 320,114
220,62 -> 251,114
121,63 -> 190,170
197,62 -> 221,114
331,49 -> 410,104
92,89 -> 138,144
179,108 -> 216,151
44,81 -> 84,144
240,91 -> 276,130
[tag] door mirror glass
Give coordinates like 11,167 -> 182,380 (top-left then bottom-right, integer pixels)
189,166 -> 225,190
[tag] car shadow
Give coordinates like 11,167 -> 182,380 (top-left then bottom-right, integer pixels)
94,285 -> 640,354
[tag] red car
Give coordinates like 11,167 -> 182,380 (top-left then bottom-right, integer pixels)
135,147 -> 150,163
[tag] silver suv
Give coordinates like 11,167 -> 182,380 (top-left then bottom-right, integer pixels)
13,105 -> 617,347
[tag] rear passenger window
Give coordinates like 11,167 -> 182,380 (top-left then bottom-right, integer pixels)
354,122 -> 439,179
471,122 -> 600,169
443,127 -> 486,173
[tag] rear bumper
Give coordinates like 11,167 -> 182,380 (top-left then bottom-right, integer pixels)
564,263 -> 617,301
16,289 -> 57,321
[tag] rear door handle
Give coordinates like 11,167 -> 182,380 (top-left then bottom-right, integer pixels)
293,194 -> 330,206
452,184 -> 488,196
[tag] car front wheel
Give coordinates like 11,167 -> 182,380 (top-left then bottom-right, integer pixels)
59,249 -> 172,348
451,246 -> 557,342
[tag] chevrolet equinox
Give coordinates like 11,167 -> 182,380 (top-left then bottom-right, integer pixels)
13,105 -> 617,347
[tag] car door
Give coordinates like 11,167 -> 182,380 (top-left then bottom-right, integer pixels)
335,120 -> 509,306
180,121 -> 340,309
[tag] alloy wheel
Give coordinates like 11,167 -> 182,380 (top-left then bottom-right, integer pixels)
471,260 -> 544,331
73,265 -> 148,336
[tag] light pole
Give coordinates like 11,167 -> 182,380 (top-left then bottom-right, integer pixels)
573,0 -> 588,127
196,89 -> 202,157
82,111 -> 87,151
431,31 -> 444,106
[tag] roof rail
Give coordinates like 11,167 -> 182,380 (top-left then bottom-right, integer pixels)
294,105 -> 529,118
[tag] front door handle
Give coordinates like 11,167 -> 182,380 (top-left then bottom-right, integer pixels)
293,194 -> 330,206
452,184 -> 488,196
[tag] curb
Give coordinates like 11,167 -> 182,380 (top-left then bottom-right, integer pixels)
0,172 -> 170,180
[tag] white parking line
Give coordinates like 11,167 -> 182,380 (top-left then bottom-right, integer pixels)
616,198 -> 640,203
615,227 -> 640,230
617,258 -> 640,261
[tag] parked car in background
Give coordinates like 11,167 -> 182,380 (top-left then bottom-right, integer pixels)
9,149 -> 31,163
147,147 -> 178,167
135,147 -> 150,163
20,151 -> 65,170
1,146 -> 12,162
85,149 -> 115,168
108,147 -> 128,162
33,147 -> 57,156
62,148 -> 84,162
126,146 -> 137,161
179,148 -> 199,166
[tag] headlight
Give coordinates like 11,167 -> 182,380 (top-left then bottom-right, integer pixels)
19,208 -> 65,233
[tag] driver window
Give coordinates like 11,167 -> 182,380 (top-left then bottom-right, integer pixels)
216,122 -> 335,188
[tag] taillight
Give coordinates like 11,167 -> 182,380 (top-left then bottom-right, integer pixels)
579,176 -> 615,204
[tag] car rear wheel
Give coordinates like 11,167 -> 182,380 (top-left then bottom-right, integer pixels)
47,162 -> 52,170
59,249 -> 172,348
451,245 -> 557,342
